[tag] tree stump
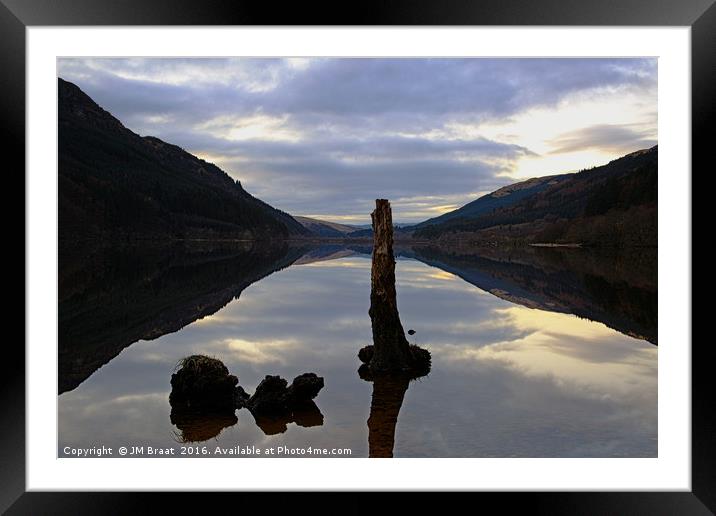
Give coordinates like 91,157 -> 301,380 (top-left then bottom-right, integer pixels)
368,199 -> 415,372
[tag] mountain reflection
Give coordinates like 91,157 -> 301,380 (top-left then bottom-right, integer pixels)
59,243 -> 656,457
405,245 -> 657,345
297,243 -> 656,345
59,241 -> 656,396
59,240 -> 308,393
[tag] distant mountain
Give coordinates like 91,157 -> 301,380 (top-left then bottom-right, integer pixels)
413,146 -> 657,247
59,78 -> 309,241
294,216 -> 417,239
413,174 -> 570,230
294,216 -> 363,237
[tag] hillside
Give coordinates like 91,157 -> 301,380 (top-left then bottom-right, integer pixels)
413,146 -> 657,247
58,78 -> 309,241
413,174 -> 570,229
294,216 -> 362,237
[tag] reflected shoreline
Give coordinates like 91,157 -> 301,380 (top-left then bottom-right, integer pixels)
58,240 -> 657,458
59,240 -> 656,394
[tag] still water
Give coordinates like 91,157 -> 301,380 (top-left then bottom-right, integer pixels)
58,243 -> 657,457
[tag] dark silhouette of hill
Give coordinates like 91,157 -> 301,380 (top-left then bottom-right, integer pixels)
413,146 -> 657,247
58,78 -> 309,241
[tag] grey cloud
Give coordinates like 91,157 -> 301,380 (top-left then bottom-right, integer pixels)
264,58 -> 656,119
159,131 -> 534,162
57,57 -> 657,222
139,128 -> 530,221
59,58 -> 657,131
228,157 -> 508,222
548,123 -> 657,155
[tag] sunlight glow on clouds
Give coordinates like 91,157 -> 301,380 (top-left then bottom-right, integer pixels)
196,114 -> 303,142
441,305 -> 657,401
57,57 -> 657,223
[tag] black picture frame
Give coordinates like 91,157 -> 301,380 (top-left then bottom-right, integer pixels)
4,0 -> 710,512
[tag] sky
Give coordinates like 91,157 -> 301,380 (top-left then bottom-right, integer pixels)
57,58 -> 657,224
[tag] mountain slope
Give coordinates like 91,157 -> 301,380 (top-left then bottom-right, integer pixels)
59,78 -> 309,240
413,146 -> 657,247
413,174 -> 570,229
294,216 -> 362,237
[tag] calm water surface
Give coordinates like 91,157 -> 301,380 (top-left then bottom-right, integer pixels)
58,244 -> 657,457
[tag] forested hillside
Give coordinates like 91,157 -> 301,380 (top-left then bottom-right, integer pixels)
413,146 -> 657,247
59,78 -> 308,241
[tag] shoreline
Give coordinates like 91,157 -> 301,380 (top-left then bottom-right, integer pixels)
529,243 -> 583,248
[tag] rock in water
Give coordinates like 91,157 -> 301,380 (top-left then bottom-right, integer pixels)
169,355 -> 325,439
246,375 -> 289,414
246,373 -> 325,415
285,373 -> 325,404
169,355 -> 239,413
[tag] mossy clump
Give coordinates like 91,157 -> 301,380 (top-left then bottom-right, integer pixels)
408,344 -> 432,378
169,354 -> 239,413
176,354 -> 224,370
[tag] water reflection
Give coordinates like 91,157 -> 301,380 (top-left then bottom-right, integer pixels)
170,411 -> 238,443
366,374 -> 410,458
407,245 -> 657,345
59,242 -> 657,457
359,364 -> 431,458
252,402 -> 324,436
59,240 -> 309,393
169,399 -> 325,439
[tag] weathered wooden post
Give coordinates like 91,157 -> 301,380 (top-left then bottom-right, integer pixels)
368,199 -> 415,371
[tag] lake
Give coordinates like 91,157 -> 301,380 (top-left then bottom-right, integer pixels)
58,242 -> 657,457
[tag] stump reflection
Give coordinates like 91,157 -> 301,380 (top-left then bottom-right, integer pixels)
359,199 -> 432,457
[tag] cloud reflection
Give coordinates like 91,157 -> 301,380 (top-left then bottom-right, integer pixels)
59,255 -> 656,457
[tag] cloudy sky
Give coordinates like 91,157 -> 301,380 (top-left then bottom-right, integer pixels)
57,58 -> 657,224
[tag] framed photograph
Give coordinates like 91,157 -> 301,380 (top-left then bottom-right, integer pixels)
6,0 -> 709,512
